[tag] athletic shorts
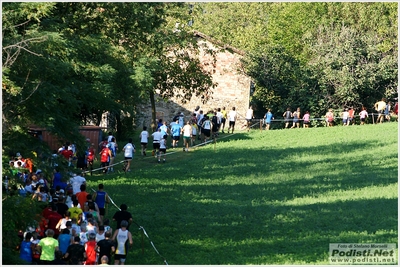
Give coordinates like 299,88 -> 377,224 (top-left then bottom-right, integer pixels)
183,136 -> 191,142
361,118 -> 366,122
159,148 -> 166,153
141,142 -> 147,146
172,136 -> 180,141
153,143 -> 160,150
379,110 -> 385,114
99,207 -> 105,216
229,121 -> 235,127
202,129 -> 211,137
124,157 -> 132,160
114,254 -> 126,262
101,162 -> 109,168
342,119 -> 348,124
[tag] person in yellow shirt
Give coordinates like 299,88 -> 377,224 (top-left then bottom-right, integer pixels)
374,98 -> 386,123
220,107 -> 228,133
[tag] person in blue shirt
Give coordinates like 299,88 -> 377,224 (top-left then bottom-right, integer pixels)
19,232 -> 33,263
58,228 -> 72,255
93,183 -> 109,223
264,109 -> 274,130
170,119 -> 182,148
156,119 -> 163,130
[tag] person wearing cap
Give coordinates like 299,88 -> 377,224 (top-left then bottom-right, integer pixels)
112,220 -> 133,265
100,143 -> 112,174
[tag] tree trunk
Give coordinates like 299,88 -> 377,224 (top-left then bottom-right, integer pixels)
149,90 -> 157,132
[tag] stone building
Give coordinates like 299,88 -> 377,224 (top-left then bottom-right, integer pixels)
137,31 -> 252,130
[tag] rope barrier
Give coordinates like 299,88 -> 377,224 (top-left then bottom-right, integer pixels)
253,112 -> 391,123
89,187 -> 168,265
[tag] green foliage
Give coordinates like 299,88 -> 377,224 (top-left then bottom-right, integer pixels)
3,2 -> 217,144
2,195 -> 42,264
192,2 -> 397,117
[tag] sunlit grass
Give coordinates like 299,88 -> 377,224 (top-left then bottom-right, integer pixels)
86,123 -> 398,265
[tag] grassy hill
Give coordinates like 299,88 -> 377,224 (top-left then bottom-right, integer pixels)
87,122 -> 398,265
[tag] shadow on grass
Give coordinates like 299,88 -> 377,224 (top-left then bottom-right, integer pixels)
93,131 -> 397,265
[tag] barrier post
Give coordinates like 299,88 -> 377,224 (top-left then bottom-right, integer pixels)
142,231 -> 144,254
214,135 -> 216,152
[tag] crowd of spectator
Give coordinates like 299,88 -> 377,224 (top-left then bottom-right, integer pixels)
14,172 -> 135,265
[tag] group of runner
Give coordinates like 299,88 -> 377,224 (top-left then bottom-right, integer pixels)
262,99 -> 398,130
137,106 -> 244,162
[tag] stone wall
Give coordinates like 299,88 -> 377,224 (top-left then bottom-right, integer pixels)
137,34 -> 252,131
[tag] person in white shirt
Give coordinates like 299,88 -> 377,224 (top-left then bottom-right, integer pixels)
158,135 -> 167,163
227,107 -> 237,134
112,220 -> 133,265
245,106 -> 254,132
107,132 -> 115,143
181,121 -> 193,152
201,116 -> 213,143
139,126 -> 149,156
70,173 -> 86,195
122,138 -> 135,172
151,128 -> 163,157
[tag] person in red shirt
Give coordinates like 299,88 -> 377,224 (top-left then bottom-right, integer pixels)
347,107 -> 355,125
45,205 -> 63,239
99,144 -> 112,174
61,147 -> 73,166
84,232 -> 97,265
87,143 -> 96,176
76,184 -> 89,210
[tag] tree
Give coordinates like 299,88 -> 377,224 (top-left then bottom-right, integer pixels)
191,2 -> 398,117
129,3 -> 217,131
307,25 -> 397,113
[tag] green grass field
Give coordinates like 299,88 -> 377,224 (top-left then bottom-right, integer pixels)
87,123 -> 398,265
